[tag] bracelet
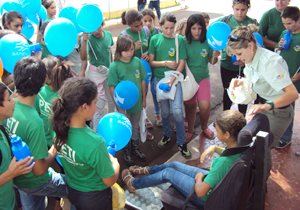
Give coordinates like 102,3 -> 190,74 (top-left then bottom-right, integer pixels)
164,61 -> 167,69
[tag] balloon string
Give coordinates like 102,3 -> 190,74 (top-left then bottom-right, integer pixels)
138,31 -> 143,55
88,40 -> 98,60
0,81 -> 13,93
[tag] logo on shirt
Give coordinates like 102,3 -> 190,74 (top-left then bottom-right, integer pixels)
276,74 -> 284,80
107,46 -> 111,52
143,39 -> 148,47
201,49 -> 208,57
231,92 -> 236,100
135,70 -> 140,78
58,144 -> 84,167
294,45 -> 300,52
168,48 -> 175,57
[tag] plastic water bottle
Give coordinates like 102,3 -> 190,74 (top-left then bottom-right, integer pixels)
107,141 -> 116,157
29,43 -> 41,53
159,83 -> 171,92
281,30 -> 291,50
11,135 -> 35,167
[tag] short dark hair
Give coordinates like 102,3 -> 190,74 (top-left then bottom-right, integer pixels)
121,9 -> 143,25
186,14 -> 207,44
14,56 -> 46,97
281,6 -> 300,22
42,0 -> 55,9
0,83 -> 7,106
159,12 -> 177,26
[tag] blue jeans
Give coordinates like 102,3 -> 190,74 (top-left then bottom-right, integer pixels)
133,162 -> 208,207
148,0 -> 161,20
153,77 -> 185,145
18,168 -> 76,210
280,102 -> 295,143
151,77 -> 161,115
137,3 -> 146,11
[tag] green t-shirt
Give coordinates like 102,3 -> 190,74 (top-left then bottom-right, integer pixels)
88,31 -> 114,67
184,37 -> 213,83
216,15 -> 255,71
277,31 -> 300,93
150,26 -> 161,38
46,17 -> 53,21
3,101 -> 51,189
40,43 -> 52,60
120,28 -> 149,59
58,126 -> 115,192
0,129 -> 15,210
34,85 -> 58,147
202,150 -> 241,201
108,57 -> 146,114
148,33 -> 187,79
259,7 -> 286,51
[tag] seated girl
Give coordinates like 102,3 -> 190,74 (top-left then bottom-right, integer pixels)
122,110 -> 246,207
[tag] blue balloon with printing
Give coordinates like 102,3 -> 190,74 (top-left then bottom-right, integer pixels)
18,0 -> 41,14
0,34 -> 31,73
97,112 -> 132,156
207,22 -> 231,51
113,80 -> 139,110
140,59 -> 151,86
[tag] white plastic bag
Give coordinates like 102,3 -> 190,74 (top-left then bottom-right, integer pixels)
139,108 -> 147,143
156,71 -> 184,102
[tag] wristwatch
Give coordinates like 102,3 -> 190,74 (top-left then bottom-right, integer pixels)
265,101 -> 274,110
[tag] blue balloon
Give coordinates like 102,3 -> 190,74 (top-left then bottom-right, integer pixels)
18,0 -> 41,14
253,32 -> 263,48
38,5 -> 47,23
21,20 -> 34,39
0,1 -> 27,18
59,7 -> 82,33
26,13 -> 39,25
0,34 -> 31,73
114,80 -> 139,110
140,59 -> 152,86
76,4 -> 103,33
97,112 -> 132,152
207,22 -> 231,51
44,18 -> 78,57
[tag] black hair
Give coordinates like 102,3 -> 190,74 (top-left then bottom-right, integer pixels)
40,21 -> 50,36
52,77 -> 97,150
281,6 -> 300,22
42,0 -> 55,9
141,8 -> 155,20
232,0 -> 251,8
2,11 -> 24,29
159,12 -> 176,26
121,9 -> 143,25
0,83 -> 7,106
13,56 -> 46,97
185,14 -> 207,44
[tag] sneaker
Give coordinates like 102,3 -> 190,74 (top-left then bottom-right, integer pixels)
275,141 -> 291,149
158,136 -> 171,148
178,143 -> 191,158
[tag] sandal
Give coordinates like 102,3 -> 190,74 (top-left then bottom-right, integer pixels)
129,165 -> 150,175
173,123 -> 188,132
155,115 -> 163,127
122,169 -> 136,193
203,128 -> 215,140
146,117 -> 153,128
186,132 -> 193,142
146,131 -> 154,140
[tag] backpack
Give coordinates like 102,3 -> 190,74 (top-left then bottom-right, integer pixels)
154,26 -> 161,34
222,14 -> 258,25
121,26 -> 150,40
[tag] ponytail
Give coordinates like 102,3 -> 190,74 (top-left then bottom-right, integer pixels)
51,61 -> 73,92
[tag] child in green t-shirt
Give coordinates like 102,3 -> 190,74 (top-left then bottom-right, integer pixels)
52,77 -> 120,210
3,57 -> 69,210
108,34 -> 147,166
148,12 -> 191,158
276,6 -> 300,148
184,14 -> 220,142
0,82 -> 34,210
34,56 -> 72,147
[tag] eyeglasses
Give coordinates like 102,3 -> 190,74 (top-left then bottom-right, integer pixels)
228,34 -> 251,42
233,0 -> 249,6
